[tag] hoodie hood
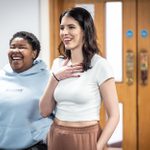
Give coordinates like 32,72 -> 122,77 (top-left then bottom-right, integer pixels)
2,59 -> 48,76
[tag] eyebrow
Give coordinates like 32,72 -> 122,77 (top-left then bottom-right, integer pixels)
60,23 -> 76,26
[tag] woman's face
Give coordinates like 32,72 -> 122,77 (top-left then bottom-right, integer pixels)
60,15 -> 84,51
8,37 -> 37,73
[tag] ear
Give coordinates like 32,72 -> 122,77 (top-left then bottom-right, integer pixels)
32,50 -> 37,59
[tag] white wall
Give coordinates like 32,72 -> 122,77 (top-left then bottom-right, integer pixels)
39,0 -> 50,68
0,0 -> 50,69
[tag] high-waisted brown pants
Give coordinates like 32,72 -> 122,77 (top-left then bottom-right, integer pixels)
48,121 -> 102,150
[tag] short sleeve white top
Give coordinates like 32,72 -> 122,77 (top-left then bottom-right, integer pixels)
52,54 -> 114,121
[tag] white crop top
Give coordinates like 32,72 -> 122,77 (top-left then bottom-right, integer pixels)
52,54 -> 114,121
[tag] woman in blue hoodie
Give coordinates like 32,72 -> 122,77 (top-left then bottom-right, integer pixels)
0,31 -> 82,150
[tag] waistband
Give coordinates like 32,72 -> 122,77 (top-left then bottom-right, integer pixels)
54,118 -> 98,127
52,120 -> 101,134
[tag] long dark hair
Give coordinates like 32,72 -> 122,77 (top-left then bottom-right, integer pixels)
58,7 -> 101,71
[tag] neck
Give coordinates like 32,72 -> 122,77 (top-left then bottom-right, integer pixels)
71,49 -> 83,64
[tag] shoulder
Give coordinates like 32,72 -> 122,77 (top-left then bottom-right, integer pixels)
91,54 -> 111,69
33,59 -> 49,72
0,64 -> 13,77
52,56 -> 66,67
92,54 -> 114,85
53,56 -> 65,64
51,56 -> 66,72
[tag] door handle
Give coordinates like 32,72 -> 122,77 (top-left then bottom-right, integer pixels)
126,50 -> 134,85
139,49 -> 149,85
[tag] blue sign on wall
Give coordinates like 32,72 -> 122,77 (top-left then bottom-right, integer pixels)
126,30 -> 133,38
141,29 -> 148,38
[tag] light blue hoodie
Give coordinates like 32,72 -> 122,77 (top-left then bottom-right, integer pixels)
0,59 -> 53,150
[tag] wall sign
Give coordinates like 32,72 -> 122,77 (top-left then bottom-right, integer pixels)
141,29 -> 148,38
126,30 -> 133,38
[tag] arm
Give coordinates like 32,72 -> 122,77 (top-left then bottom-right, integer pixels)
39,59 -> 83,117
39,74 -> 58,117
97,78 -> 119,150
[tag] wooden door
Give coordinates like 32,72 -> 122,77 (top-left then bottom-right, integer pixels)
121,0 -> 137,149
138,0 -> 150,150
49,0 -> 150,149
104,0 -> 137,149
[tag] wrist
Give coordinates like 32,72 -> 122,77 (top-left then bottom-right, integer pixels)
52,72 -> 60,82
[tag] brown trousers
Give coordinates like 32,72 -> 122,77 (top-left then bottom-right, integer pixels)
48,121 -> 102,150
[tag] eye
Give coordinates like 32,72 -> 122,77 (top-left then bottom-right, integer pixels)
18,46 -> 27,49
68,25 -> 75,29
60,25 -> 64,30
69,26 -> 75,29
10,45 -> 16,49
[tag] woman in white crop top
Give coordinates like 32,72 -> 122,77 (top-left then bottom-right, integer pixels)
40,7 -> 119,150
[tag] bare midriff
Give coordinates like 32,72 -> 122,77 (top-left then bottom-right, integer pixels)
54,118 -> 98,127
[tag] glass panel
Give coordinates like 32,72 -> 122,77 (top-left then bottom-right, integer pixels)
108,102 -> 123,148
106,2 -> 122,82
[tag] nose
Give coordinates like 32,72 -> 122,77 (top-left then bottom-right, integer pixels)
62,28 -> 69,35
11,48 -> 20,52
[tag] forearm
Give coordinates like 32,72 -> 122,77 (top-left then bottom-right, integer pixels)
97,115 -> 119,150
39,74 -> 58,117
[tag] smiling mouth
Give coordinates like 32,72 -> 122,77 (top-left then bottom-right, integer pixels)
11,56 -> 23,61
11,57 -> 23,64
64,39 -> 72,45
63,37 -> 72,43
64,41 -> 70,44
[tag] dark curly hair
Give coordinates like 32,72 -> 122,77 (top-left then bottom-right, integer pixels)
9,31 -> 41,59
59,7 -> 101,71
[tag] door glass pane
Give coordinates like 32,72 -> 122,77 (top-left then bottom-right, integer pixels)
106,2 -> 122,82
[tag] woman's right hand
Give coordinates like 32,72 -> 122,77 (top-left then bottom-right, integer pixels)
54,59 -> 83,81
